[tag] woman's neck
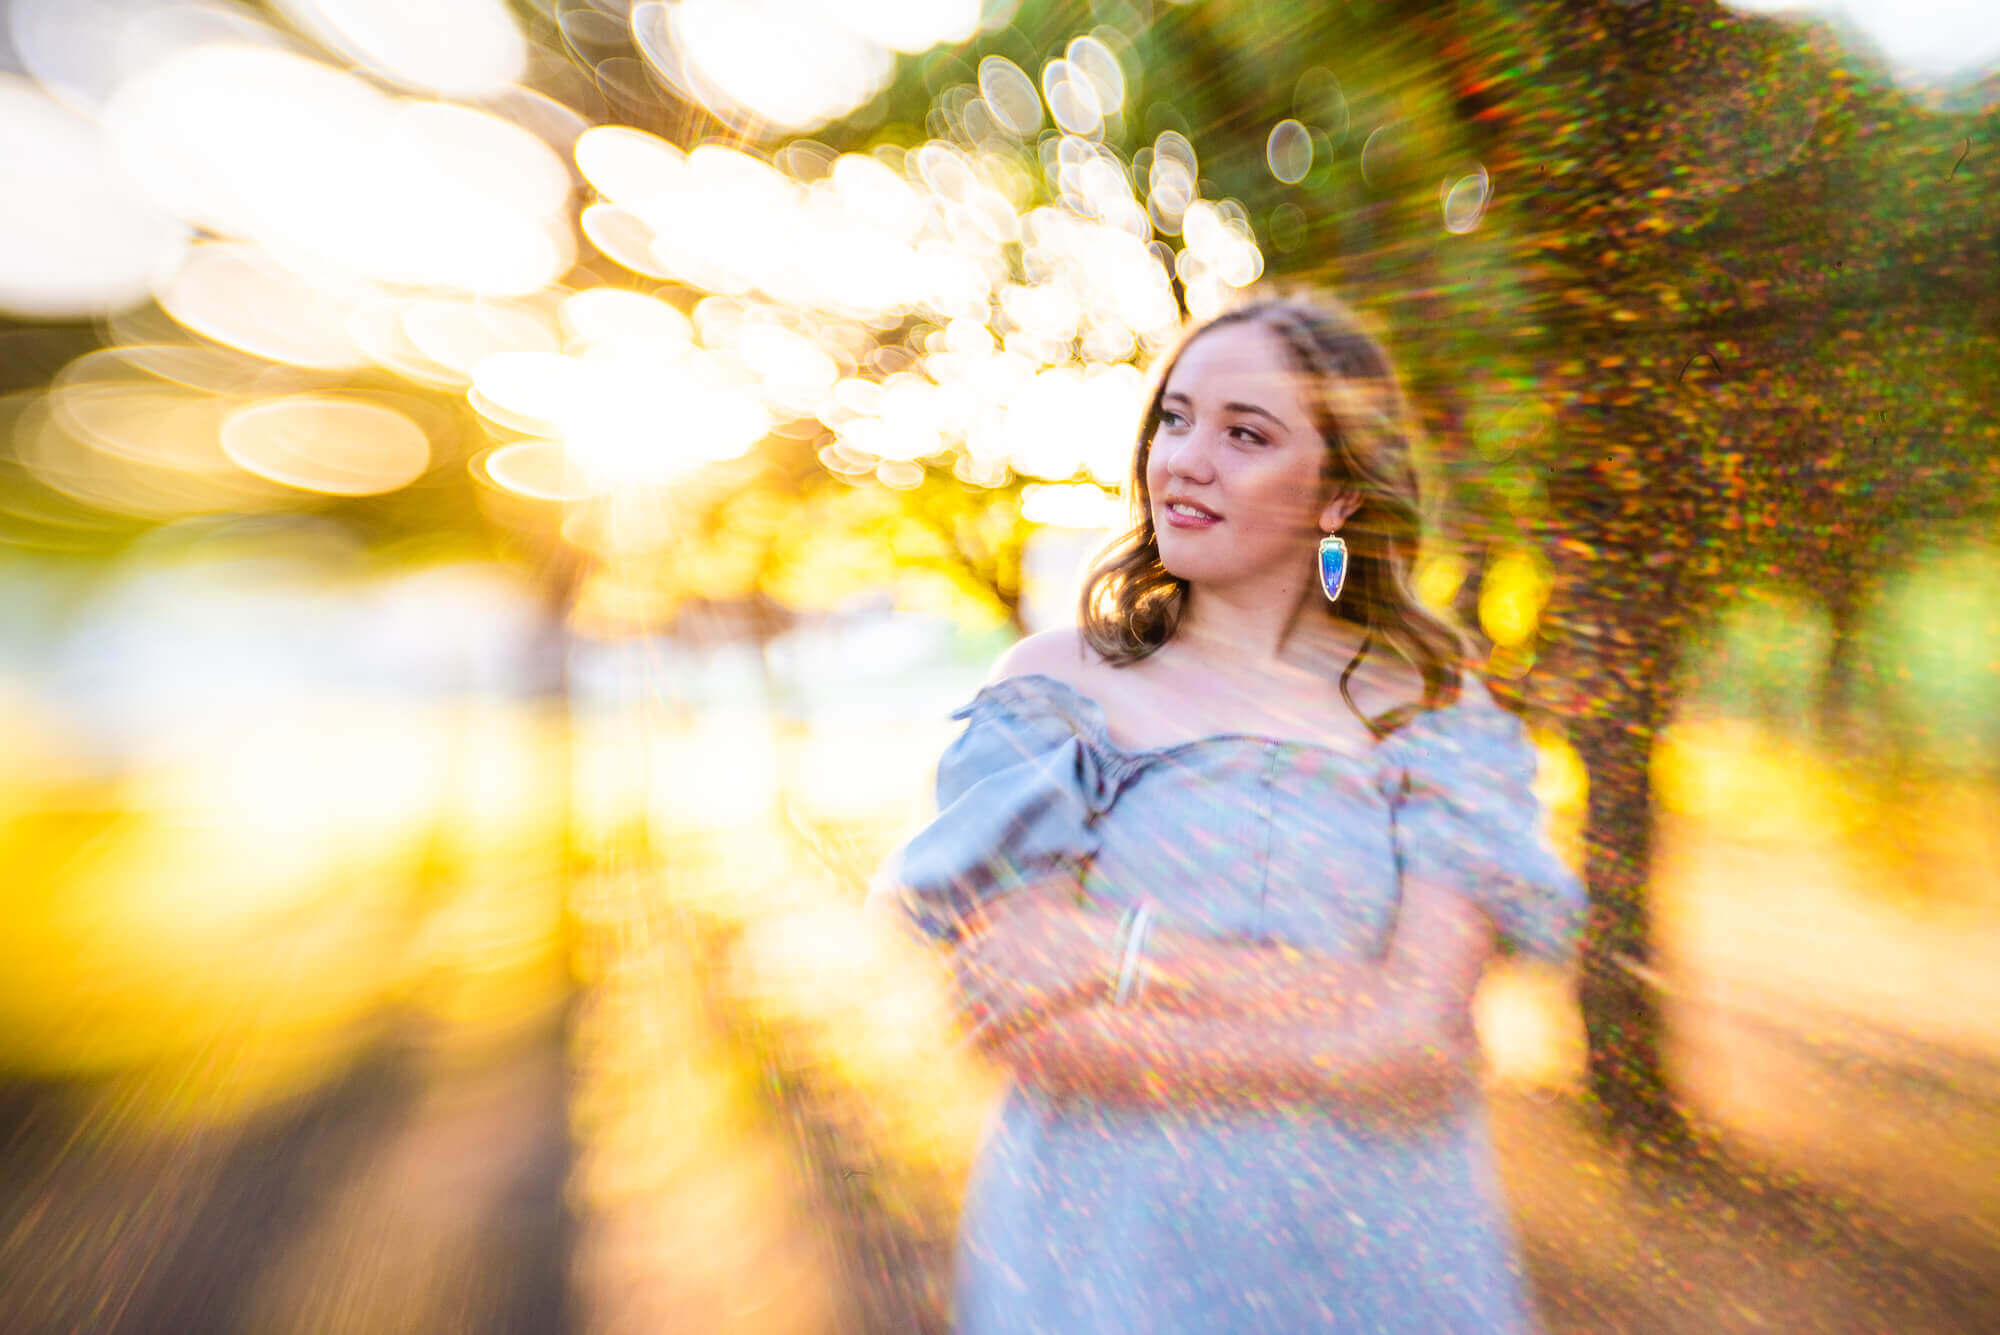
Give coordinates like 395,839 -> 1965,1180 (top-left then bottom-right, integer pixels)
1171,584 -> 1370,686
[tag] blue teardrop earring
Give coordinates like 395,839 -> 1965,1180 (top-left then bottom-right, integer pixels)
1318,532 -> 1348,603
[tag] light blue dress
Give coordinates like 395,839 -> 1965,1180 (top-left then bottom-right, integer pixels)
869,670 -> 1588,1334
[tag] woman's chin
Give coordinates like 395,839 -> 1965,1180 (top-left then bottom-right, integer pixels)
1159,560 -> 1228,588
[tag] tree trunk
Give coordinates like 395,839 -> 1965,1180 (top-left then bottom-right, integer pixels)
1572,682 -> 1685,1145
1817,570 -> 1863,750
1538,387 -> 1697,1148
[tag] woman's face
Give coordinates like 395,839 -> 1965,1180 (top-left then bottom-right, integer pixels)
1145,320 -> 1351,593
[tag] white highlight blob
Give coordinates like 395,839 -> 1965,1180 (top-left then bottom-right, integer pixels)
656,0 -> 892,132
1442,167 -> 1491,234
978,55 -> 1043,135
158,242 -> 370,370
220,395 -> 431,495
347,297 -> 466,389
8,0 -> 157,112
470,343 -> 774,486
575,126 -> 686,208
477,85 -> 591,168
111,342 -> 333,397
580,204 -> 678,279
468,350 -> 584,436
580,351 -> 772,484
1041,58 -> 1102,137
995,364 -> 1144,481
560,289 -> 693,354
1147,130 -> 1198,233
645,146 -> 811,296
272,0 -> 527,96
829,152 -> 929,240
834,0 -> 981,52
0,76 -> 188,319
1064,35 -> 1125,116
17,390 -> 282,519
1021,481 -> 1126,529
392,101 -> 572,224
734,323 -> 839,416
479,440 -> 598,502
104,42 -> 384,241
1266,119 -> 1313,184
635,0 -> 979,132
52,377 -> 233,474
1152,130 -> 1198,184
359,101 -> 574,295
103,43 -> 570,295
401,299 -> 561,381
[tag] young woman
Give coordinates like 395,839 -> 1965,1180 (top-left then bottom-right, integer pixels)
868,291 -> 1587,1333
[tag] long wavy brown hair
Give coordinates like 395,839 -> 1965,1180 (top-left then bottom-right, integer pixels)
1077,290 -> 1474,739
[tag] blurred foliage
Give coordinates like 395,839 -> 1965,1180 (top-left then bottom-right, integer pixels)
1683,583 -> 1836,737
568,431 -> 1037,639
1860,541 -> 2000,776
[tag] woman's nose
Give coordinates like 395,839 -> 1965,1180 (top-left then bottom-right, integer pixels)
1162,432 -> 1216,481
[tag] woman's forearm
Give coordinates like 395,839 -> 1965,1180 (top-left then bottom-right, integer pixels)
993,969 -> 1479,1117
1133,918 -> 1375,1022
1131,880 -> 1492,1025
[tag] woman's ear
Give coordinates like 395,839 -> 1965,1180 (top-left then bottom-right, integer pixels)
1318,486 -> 1363,533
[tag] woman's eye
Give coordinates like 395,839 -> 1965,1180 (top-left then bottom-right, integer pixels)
1158,410 -> 1189,429
1229,426 -> 1269,445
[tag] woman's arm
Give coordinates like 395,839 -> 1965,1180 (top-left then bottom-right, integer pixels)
987,880 -> 1495,1114
1131,880 -> 1490,1022
950,871 -> 1493,1030
992,953 -> 1476,1116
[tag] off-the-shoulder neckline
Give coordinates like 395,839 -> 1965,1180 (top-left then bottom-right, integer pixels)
962,670 -> 1468,769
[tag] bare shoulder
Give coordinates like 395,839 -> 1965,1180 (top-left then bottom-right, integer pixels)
986,625 -> 1106,688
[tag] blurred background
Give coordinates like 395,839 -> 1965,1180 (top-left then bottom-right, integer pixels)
0,0 -> 1996,1331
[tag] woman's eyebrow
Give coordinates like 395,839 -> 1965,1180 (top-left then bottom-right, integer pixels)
1224,401 -> 1287,428
1162,390 -> 1289,430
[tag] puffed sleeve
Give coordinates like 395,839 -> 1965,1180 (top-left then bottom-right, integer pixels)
1382,679 -> 1588,967
864,685 -> 1109,947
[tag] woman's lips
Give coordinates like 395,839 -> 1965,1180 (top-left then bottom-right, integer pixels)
1163,501 -> 1221,529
